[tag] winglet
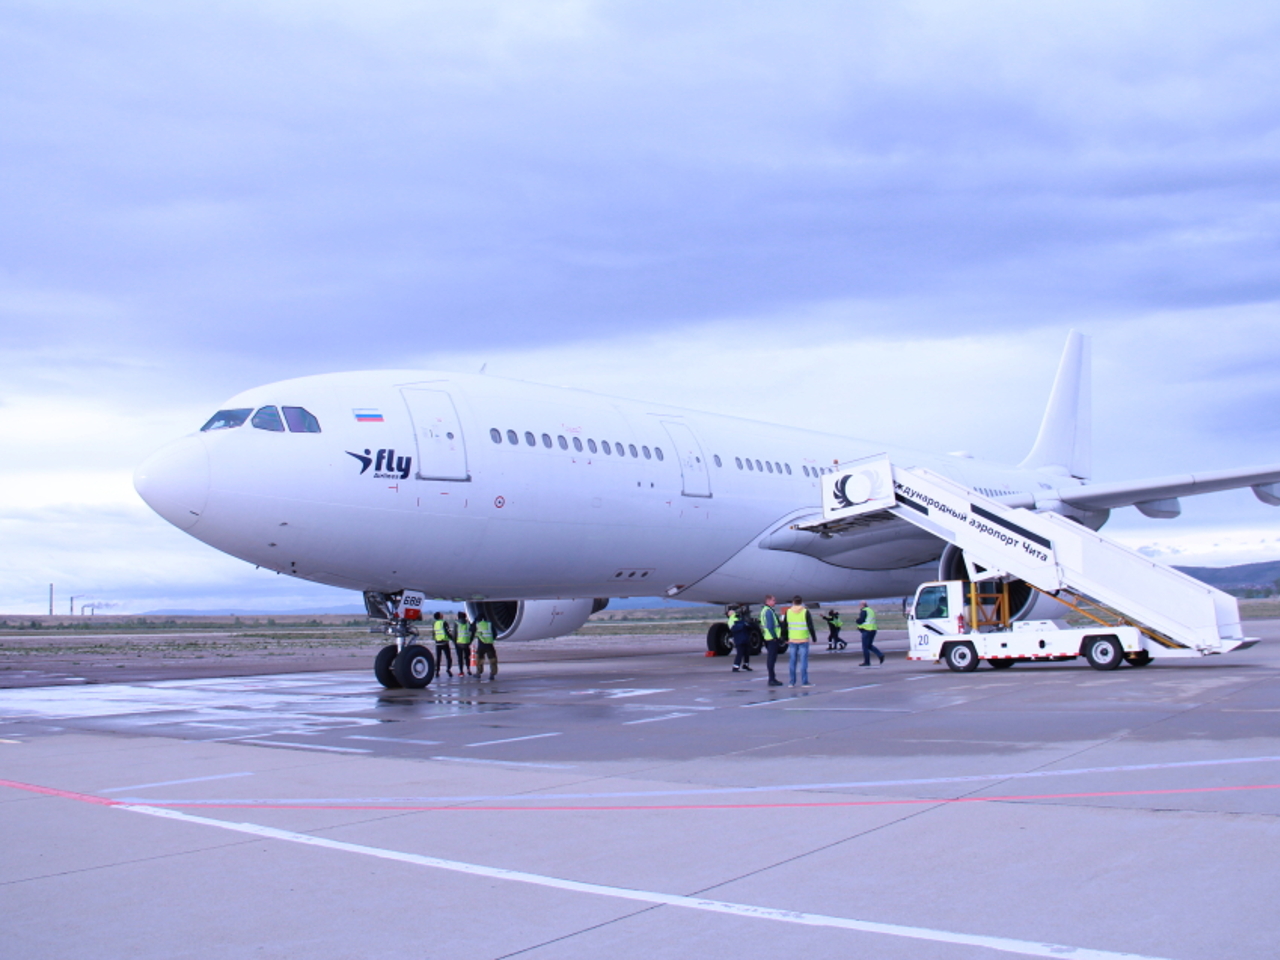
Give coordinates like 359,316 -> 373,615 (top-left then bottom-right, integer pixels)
1019,330 -> 1091,480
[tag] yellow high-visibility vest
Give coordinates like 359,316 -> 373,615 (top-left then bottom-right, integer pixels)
785,607 -> 811,642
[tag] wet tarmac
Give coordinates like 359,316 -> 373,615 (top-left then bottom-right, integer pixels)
3,627 -> 1280,959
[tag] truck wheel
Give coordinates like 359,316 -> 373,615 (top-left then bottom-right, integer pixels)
706,623 -> 732,656
1084,635 -> 1124,671
374,644 -> 401,688
393,644 -> 436,688
1125,650 -> 1153,667
988,659 -> 1016,670
945,642 -> 979,673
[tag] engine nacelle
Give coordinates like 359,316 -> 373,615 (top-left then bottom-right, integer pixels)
937,545 -> 1070,621
465,598 -> 608,641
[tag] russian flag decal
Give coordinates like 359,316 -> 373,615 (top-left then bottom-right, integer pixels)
353,409 -> 384,423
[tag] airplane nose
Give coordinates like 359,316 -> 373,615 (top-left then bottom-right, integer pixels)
134,436 -> 210,531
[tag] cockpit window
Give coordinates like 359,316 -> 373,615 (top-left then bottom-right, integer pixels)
282,406 -> 322,433
251,406 -> 286,432
201,408 -> 253,431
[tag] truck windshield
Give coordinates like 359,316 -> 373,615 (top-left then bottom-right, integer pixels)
915,586 -> 949,619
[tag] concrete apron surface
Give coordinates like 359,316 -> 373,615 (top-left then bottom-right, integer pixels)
3,626 -> 1280,960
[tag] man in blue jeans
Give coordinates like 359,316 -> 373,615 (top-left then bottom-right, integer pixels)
784,596 -> 816,687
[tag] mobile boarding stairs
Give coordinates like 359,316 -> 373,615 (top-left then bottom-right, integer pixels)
796,457 -> 1257,667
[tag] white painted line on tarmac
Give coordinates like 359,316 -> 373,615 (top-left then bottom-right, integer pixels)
740,696 -> 802,707
346,735 -> 443,746
239,740 -> 371,754
833,684 -> 881,693
115,802 -> 1175,960
623,713 -> 694,725
467,732 -> 562,747
431,756 -> 575,770
101,772 -> 254,793
787,707 -> 911,713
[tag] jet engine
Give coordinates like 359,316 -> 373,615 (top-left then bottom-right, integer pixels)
937,545 -> 1069,621
465,598 -> 609,641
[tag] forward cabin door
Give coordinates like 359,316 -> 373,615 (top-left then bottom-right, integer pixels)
661,421 -> 712,498
400,388 -> 470,481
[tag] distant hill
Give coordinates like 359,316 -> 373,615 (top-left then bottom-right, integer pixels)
1175,560 -> 1280,595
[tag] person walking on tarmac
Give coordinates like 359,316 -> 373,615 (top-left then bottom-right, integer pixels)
431,611 -> 454,677
857,601 -> 885,666
823,610 -> 845,650
474,614 -> 498,679
454,611 -> 474,677
784,596 -> 817,687
729,605 -> 753,672
759,595 -> 784,686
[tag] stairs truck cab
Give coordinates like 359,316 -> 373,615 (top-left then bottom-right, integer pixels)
907,579 -> 1144,672
796,456 -> 1257,673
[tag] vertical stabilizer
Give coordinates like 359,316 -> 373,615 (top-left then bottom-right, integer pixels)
1019,330 -> 1091,479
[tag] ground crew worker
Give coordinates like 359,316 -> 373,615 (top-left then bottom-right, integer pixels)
759,595 -> 784,686
432,611 -> 454,677
730,605 -> 752,672
823,610 -> 845,650
857,601 -> 884,666
474,615 -> 497,679
784,596 -> 816,687
455,611 -> 474,677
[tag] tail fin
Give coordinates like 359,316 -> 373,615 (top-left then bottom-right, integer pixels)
1019,330 -> 1091,480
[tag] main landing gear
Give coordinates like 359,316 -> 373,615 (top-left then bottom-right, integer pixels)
374,619 -> 436,690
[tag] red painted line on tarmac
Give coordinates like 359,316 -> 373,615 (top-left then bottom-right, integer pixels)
0,778 -> 119,806
5,776 -> 1279,813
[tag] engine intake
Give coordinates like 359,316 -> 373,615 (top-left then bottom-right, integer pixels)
465,598 -> 608,641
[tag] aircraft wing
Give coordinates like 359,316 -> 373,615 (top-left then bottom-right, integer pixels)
1009,463 -> 1280,516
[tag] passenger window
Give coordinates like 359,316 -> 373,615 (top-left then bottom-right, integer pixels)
746,459 -> 754,471
507,430 -> 518,445
915,586 -> 949,620
642,445 -> 651,459
201,408 -> 253,431
588,439 -> 598,454
490,428 -> 502,444
616,441 -> 625,456
755,459 -> 763,472
542,433 -> 552,448
558,435 -> 568,450
784,464 -> 792,475
654,447 -> 664,461
775,462 -> 782,473
713,455 -> 722,467
282,407 -> 321,433
766,461 -> 774,474
602,441 -> 612,455
735,457 -> 743,469
629,444 -> 638,458
251,406 -> 286,432
573,437 -> 584,452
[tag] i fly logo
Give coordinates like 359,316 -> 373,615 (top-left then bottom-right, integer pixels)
347,448 -> 412,479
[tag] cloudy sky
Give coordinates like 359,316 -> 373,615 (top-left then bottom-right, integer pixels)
3,0 -> 1279,613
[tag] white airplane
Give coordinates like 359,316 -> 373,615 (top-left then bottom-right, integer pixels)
135,332 -> 1280,686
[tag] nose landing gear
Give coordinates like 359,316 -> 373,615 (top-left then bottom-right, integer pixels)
367,591 -> 436,689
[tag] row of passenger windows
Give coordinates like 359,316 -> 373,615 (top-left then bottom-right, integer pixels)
490,427 -> 666,461
489,426 -> 836,479
201,406 -> 322,433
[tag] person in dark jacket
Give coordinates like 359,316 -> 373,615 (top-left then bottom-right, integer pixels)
730,605 -> 753,672
759,595 -> 784,686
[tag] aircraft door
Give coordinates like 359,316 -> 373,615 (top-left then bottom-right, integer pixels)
400,388 -> 470,481
661,421 -> 711,498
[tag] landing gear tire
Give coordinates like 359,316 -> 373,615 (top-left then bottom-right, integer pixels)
945,642 -> 979,673
1125,650 -> 1153,667
748,626 -> 764,657
706,622 -> 732,656
375,644 -> 401,688
989,658 -> 1016,670
393,644 -> 436,688
1084,635 -> 1124,671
